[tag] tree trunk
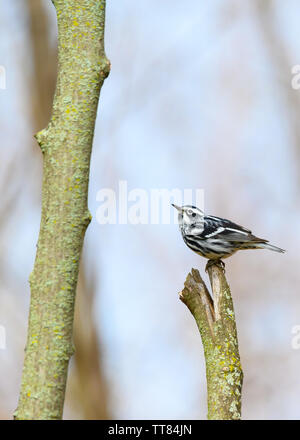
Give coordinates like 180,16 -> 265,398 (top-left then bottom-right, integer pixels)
180,265 -> 243,420
15,0 -> 110,420
25,0 -> 110,420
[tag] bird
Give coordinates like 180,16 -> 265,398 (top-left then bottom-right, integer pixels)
172,204 -> 285,269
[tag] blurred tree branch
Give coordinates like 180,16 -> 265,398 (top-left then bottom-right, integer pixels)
26,0 -> 57,132
180,265 -> 243,420
253,0 -> 300,183
65,264 -> 109,419
15,0 -> 110,420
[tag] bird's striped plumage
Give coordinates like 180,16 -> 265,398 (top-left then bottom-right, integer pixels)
172,204 -> 285,260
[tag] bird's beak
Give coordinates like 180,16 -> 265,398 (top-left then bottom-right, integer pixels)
171,204 -> 182,212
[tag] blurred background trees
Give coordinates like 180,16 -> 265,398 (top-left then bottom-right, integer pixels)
0,0 -> 299,419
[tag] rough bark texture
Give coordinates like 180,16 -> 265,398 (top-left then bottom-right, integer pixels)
15,0 -> 110,420
25,0 -> 110,419
180,265 -> 243,420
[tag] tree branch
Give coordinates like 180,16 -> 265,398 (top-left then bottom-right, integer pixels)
180,264 -> 243,420
15,0 -> 110,420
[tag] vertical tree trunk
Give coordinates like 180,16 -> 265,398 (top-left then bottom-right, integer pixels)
180,265 -> 243,420
15,0 -> 110,420
25,0 -> 110,419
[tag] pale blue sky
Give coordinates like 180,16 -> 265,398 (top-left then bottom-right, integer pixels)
1,0 -> 300,419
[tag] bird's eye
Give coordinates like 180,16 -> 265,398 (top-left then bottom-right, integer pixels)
192,213 -> 196,217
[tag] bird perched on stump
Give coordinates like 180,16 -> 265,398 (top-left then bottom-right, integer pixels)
172,204 -> 285,270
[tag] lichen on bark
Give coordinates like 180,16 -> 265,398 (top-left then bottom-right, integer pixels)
180,265 -> 243,420
15,0 -> 110,420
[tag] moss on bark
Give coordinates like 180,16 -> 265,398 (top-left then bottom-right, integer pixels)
180,265 -> 243,420
15,0 -> 110,420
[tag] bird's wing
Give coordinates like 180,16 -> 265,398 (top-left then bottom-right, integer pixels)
202,215 -> 267,243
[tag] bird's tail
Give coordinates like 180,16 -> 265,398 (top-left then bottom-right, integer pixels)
258,242 -> 285,253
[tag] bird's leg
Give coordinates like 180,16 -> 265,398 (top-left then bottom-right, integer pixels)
205,259 -> 215,272
205,259 -> 225,273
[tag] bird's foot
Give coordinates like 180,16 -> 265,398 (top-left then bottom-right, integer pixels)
205,259 -> 225,273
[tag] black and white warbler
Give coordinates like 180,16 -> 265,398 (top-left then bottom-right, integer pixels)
172,204 -> 285,266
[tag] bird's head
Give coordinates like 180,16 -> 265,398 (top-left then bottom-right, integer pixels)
171,204 -> 204,235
